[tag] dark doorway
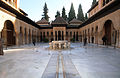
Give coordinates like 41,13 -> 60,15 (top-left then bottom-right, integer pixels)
104,20 -> 112,45
2,20 -> 16,46
58,31 -> 61,40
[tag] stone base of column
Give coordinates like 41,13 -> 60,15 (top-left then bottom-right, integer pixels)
0,39 -> 4,55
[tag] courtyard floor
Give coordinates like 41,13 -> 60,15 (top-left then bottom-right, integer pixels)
0,43 -> 120,78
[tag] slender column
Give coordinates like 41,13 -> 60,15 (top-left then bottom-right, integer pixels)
16,32 -> 19,46
54,31 -> 55,41
117,30 -> 120,47
61,31 -> 62,40
0,32 -> 1,39
63,31 -> 66,40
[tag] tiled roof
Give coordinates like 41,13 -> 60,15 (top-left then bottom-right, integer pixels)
51,17 -> 68,25
69,19 -> 83,24
36,18 -> 49,24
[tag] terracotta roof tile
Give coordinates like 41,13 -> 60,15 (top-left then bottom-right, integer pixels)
69,19 -> 83,24
51,17 -> 68,25
36,18 -> 49,24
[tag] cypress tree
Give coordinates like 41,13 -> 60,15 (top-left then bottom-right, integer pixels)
62,7 -> 67,20
55,11 -> 60,18
42,3 -> 49,21
85,13 -> 88,21
77,4 -> 84,22
68,3 -> 76,21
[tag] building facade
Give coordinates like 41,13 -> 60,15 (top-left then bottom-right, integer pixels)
0,0 -> 40,47
38,0 -> 120,48
37,17 -> 82,42
79,0 -> 120,47
0,0 -> 120,48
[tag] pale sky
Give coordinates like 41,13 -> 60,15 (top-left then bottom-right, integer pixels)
20,0 -> 93,22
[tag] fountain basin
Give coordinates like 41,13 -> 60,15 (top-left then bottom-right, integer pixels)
49,41 -> 70,50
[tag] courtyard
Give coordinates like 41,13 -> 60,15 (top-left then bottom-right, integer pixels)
0,43 -> 120,78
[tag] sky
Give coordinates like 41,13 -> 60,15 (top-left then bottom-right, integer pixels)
20,0 -> 93,22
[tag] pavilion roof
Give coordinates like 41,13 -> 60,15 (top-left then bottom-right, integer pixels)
51,17 -> 68,25
36,18 -> 49,24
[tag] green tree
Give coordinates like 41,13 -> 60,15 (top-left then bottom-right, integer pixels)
92,0 -> 97,6
62,7 -> 67,20
85,13 -> 88,21
68,3 -> 76,21
55,11 -> 60,18
77,4 -> 84,22
42,3 -> 49,21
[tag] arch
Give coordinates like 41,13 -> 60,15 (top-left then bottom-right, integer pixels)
1,20 -> 16,46
103,20 -> 115,45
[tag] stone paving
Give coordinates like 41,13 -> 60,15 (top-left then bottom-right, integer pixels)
63,54 -> 81,78
0,43 -> 120,78
41,53 -> 58,78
